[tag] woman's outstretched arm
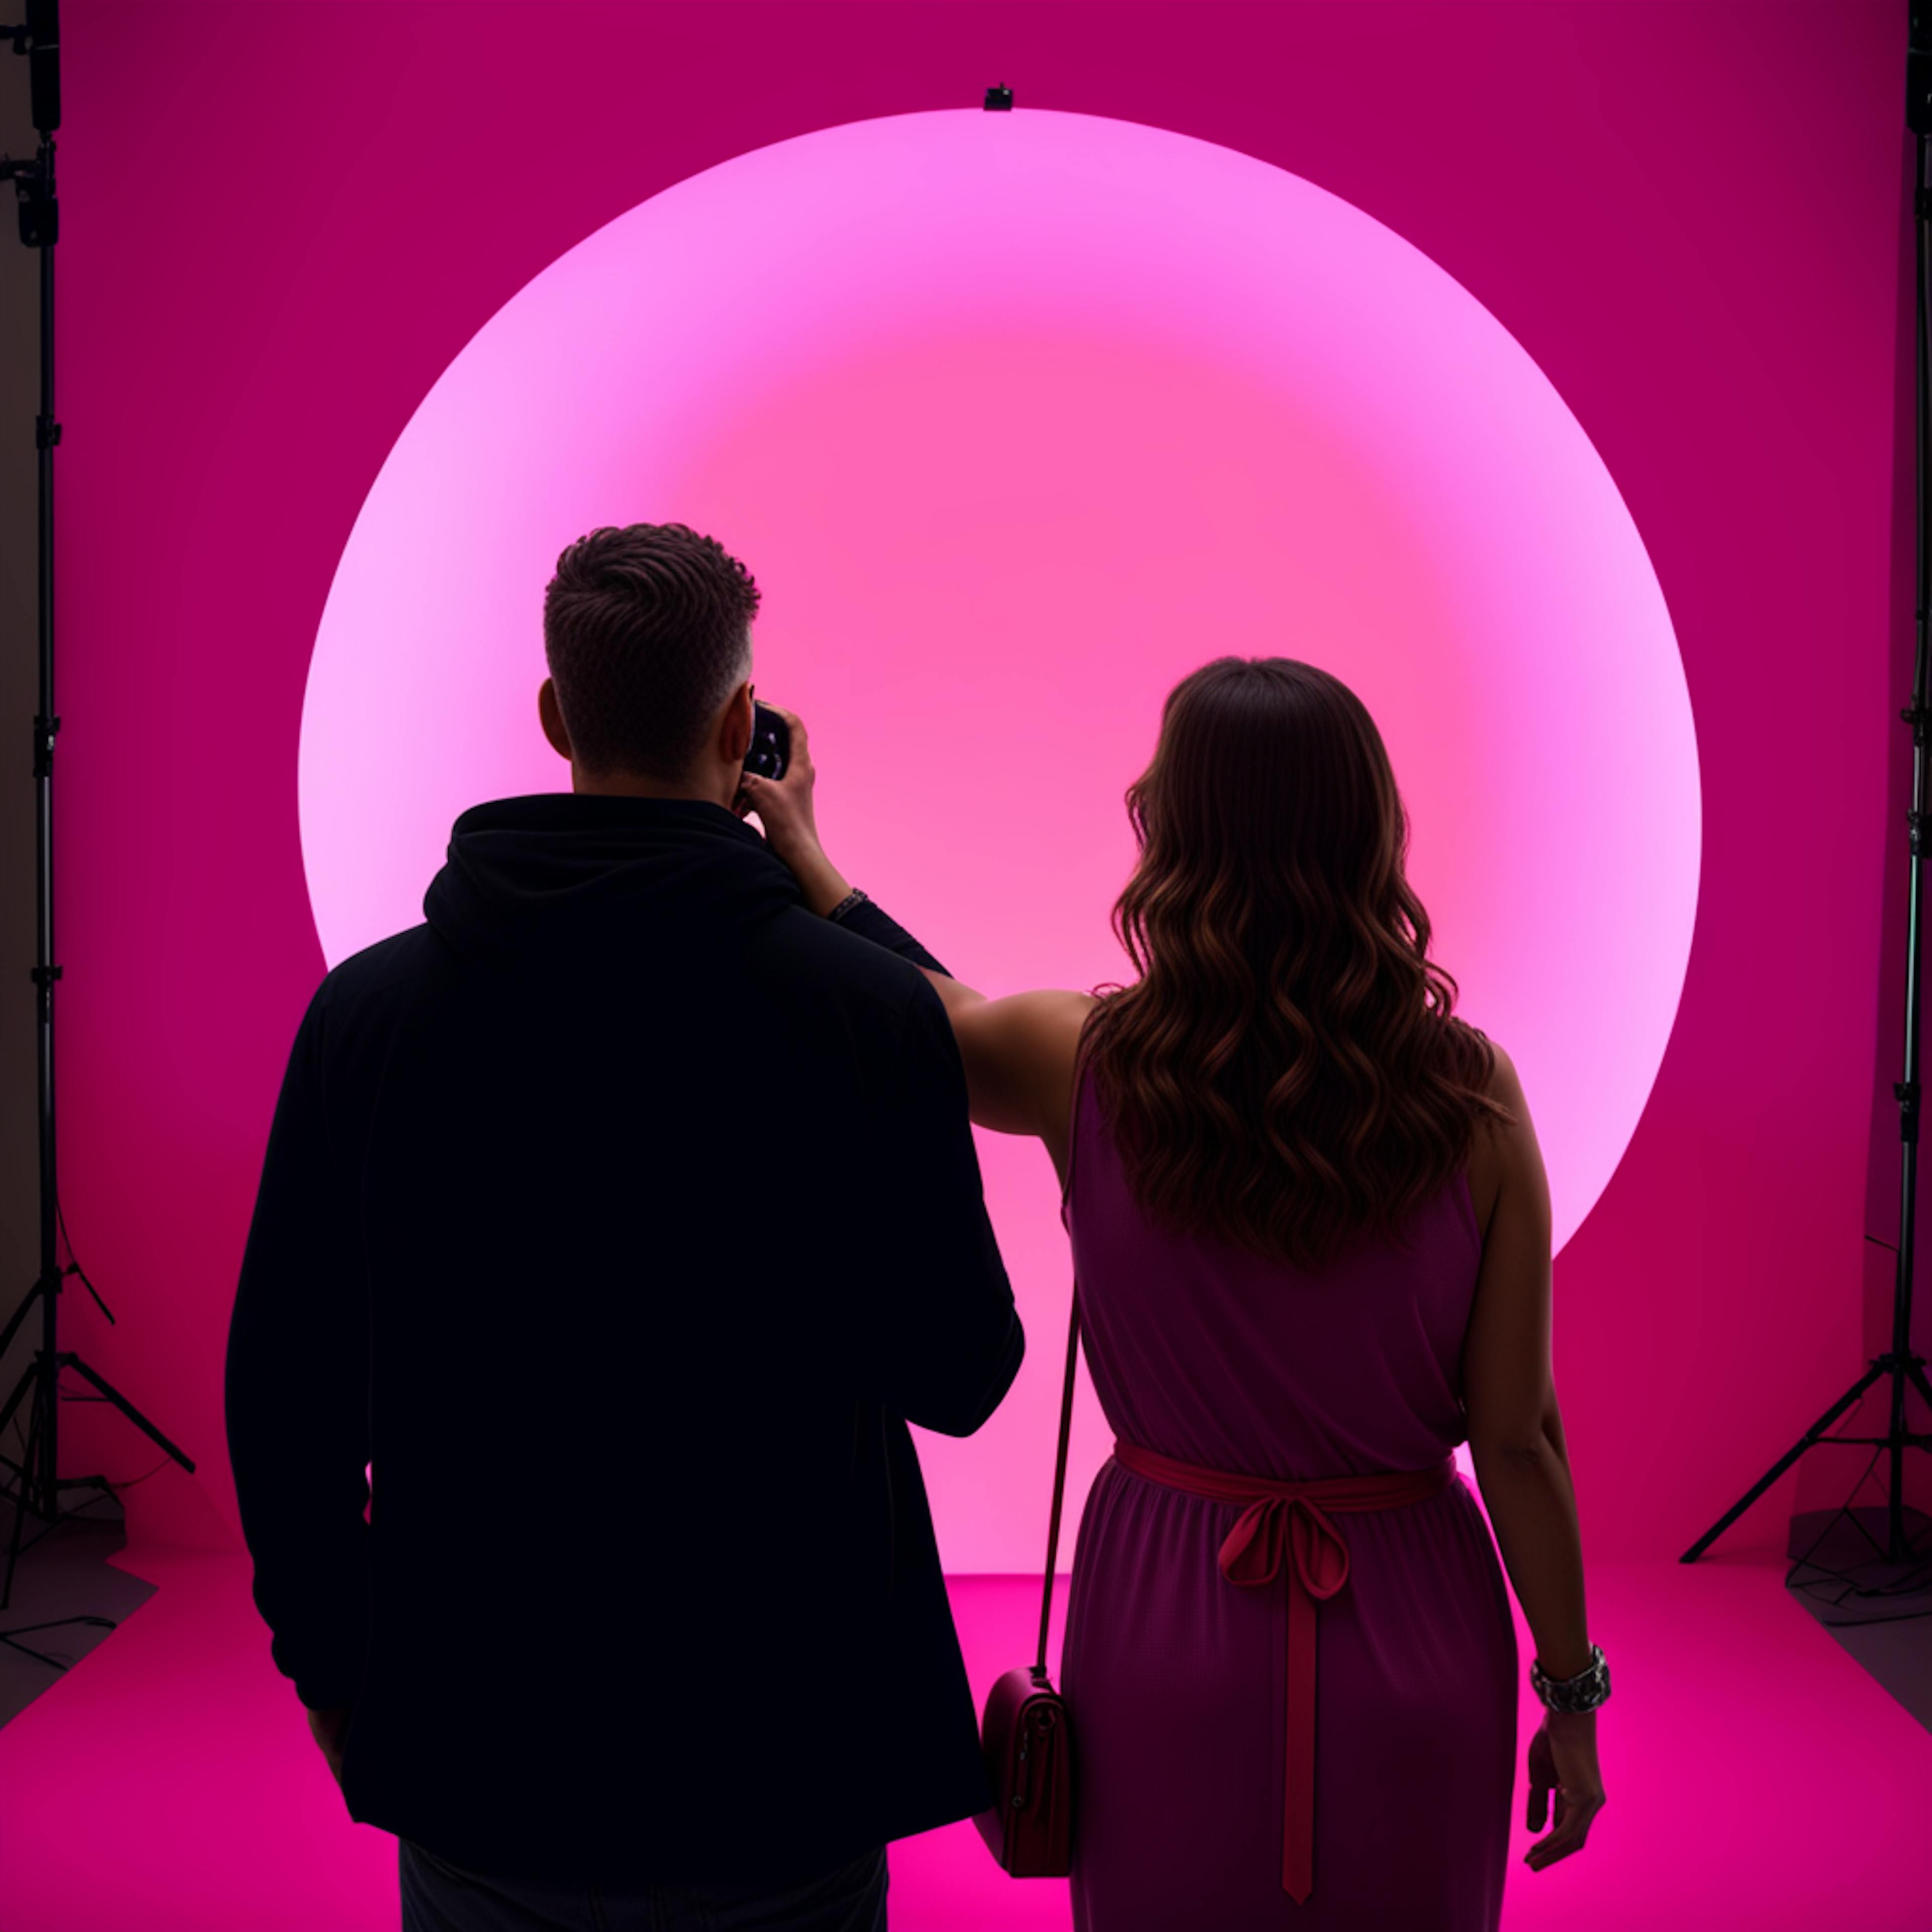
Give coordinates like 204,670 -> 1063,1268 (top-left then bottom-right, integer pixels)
734,704 -> 1091,1147
748,791 -> 1088,1147
916,973 -> 1095,1153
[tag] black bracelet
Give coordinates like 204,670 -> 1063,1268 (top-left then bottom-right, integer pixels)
826,888 -> 869,923
828,892 -> 953,978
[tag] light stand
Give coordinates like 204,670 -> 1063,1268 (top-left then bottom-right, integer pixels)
0,0 -> 195,1669
1681,2 -> 1932,1572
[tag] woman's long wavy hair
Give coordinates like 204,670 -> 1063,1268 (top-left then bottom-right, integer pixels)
1076,657 -> 1512,1272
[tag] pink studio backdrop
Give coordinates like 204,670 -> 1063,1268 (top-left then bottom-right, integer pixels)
42,5 -> 1904,1568
299,109 -> 1697,1569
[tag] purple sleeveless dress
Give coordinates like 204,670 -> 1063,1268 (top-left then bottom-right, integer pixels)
1058,1058 -> 1518,1931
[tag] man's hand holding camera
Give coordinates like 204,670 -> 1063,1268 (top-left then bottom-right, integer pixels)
737,705 -> 855,919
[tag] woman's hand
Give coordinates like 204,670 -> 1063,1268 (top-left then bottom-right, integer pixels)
1523,1709 -> 1605,1870
736,704 -> 854,917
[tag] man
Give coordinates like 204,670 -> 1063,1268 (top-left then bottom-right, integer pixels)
224,522 -> 1024,1931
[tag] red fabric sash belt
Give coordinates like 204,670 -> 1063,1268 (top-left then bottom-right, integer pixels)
1110,1438 -> 1458,1905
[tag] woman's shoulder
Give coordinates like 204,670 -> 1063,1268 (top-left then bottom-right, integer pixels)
1458,1026 -> 1528,1135
951,988 -> 1097,1063
988,988 -> 1098,1108
1458,1027 -> 1523,1241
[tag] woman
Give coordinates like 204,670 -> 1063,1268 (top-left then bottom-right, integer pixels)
739,657 -> 1607,1931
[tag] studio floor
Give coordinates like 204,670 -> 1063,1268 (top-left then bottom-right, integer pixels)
0,1538 -> 1926,1931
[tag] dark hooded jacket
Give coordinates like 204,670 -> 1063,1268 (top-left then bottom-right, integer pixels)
224,792 -> 1024,1884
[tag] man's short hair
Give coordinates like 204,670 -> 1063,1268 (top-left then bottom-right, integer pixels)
542,523 -> 760,780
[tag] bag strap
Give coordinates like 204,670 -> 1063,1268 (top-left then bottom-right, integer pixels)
1034,1284 -> 1082,1679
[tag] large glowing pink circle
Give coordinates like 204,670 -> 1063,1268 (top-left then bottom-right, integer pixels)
302,110 -> 1698,1567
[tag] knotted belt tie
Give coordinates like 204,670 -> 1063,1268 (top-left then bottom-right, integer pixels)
1111,1439 -> 1458,1904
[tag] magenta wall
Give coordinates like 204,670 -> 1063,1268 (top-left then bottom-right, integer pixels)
46,1 -> 1904,1562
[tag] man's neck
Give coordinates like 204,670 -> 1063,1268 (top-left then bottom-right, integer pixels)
572,766 -> 733,813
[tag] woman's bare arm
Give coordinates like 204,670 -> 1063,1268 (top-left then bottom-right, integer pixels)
758,825 -> 1085,1146
729,711 -> 1090,1162
1463,1042 -> 1593,1681
916,971 -> 1094,1157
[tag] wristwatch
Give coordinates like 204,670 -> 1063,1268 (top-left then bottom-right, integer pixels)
1530,1644 -> 1611,1714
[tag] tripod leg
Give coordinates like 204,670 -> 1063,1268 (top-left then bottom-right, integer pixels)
56,1354 -> 195,1473
1908,1355 -> 1932,1417
0,1276 -> 46,1366
1897,1357 -> 1932,1560
0,1370 -> 43,1612
1680,1362 -> 1887,1562
1,1631 -> 73,1669
0,1356 -> 38,1449
0,1615 -> 116,1671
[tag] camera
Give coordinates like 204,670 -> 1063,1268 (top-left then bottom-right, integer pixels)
743,701 -> 790,782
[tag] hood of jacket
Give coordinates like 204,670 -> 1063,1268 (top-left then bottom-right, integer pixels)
422,791 -> 803,971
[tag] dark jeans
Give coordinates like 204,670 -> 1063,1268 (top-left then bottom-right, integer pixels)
398,1840 -> 889,1932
